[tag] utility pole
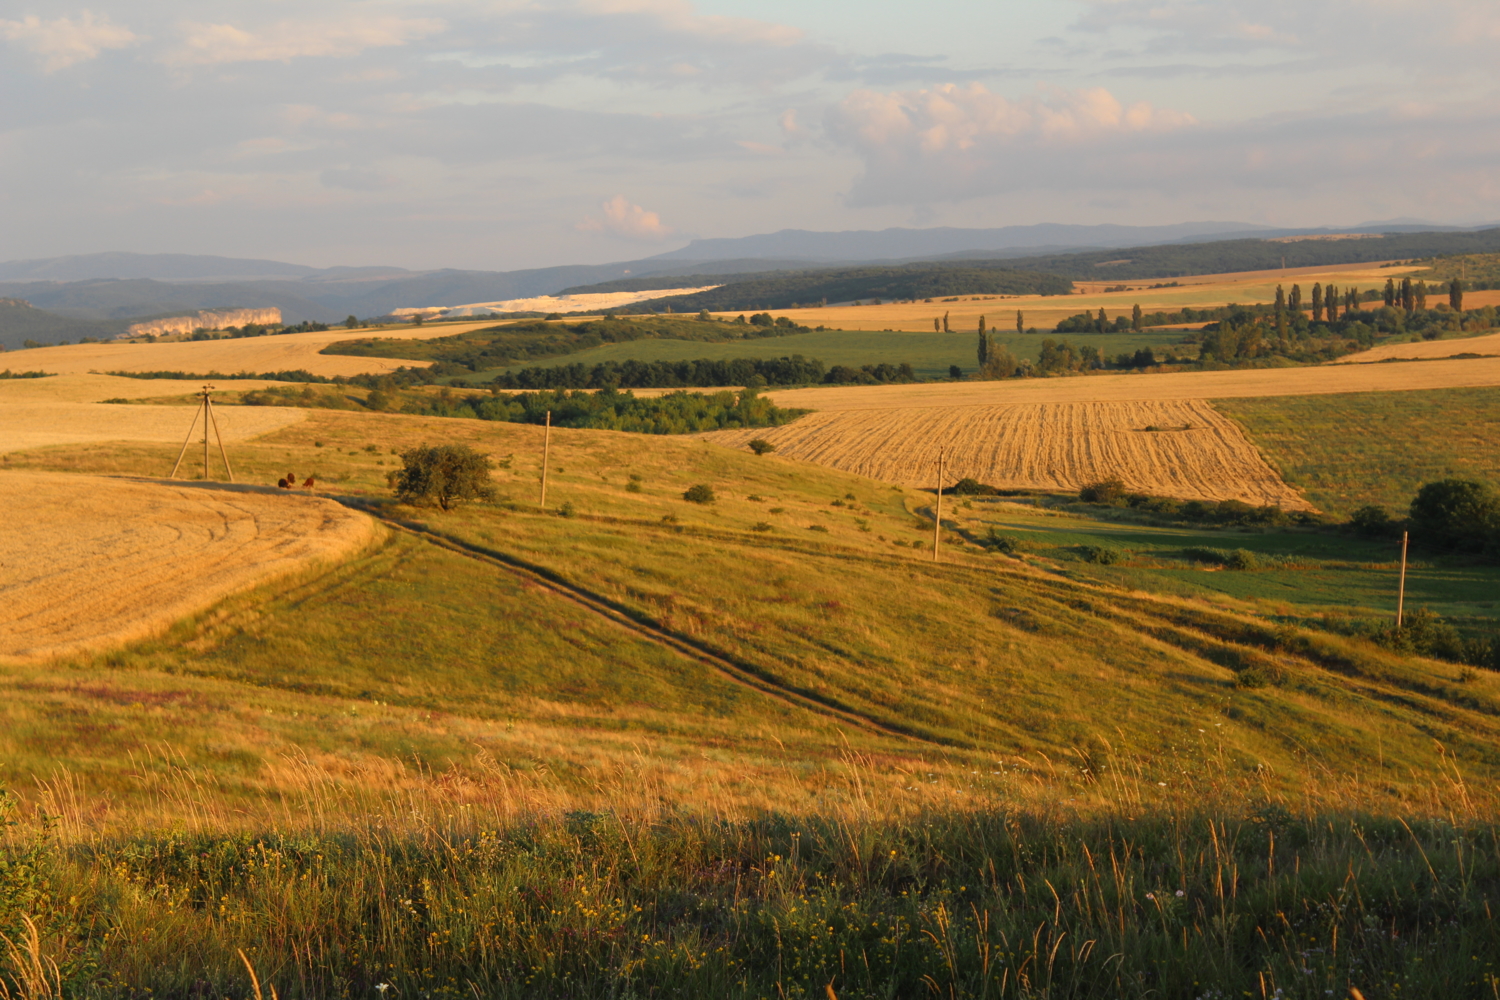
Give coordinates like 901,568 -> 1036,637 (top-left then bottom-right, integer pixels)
1396,530 -> 1409,628
169,385 -> 233,481
538,410 -> 552,508
932,449 -> 945,562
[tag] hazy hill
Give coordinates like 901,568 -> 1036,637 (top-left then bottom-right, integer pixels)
647,221 -> 1272,262
0,298 -> 128,351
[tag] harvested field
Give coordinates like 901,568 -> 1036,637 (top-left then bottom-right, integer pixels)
0,401 -> 303,455
0,372 -> 297,404
752,263 -> 1428,333
0,473 -> 376,662
1331,329 -> 1500,363
9,321 -> 502,378
762,355 -> 1500,411
705,399 -> 1310,508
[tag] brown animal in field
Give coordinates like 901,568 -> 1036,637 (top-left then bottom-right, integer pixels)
277,478 -> 289,488
286,472 -> 296,484
303,477 -> 316,489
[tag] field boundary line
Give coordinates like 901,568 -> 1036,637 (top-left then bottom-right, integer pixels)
339,502 -> 953,748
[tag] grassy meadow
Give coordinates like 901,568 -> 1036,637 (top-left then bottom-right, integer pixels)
456,328 -> 1189,383
1217,385 -> 1500,516
4,398 -> 1500,997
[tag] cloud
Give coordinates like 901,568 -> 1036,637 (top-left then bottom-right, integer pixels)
170,16 -> 445,65
0,11 -> 136,71
576,195 -> 674,240
826,82 -> 1195,204
320,167 -> 396,192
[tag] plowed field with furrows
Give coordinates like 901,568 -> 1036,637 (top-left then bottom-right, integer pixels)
704,399 -> 1311,508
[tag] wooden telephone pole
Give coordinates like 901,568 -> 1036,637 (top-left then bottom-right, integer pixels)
169,385 -> 234,482
1396,530 -> 1409,628
538,410 -> 552,508
932,449 -> 945,562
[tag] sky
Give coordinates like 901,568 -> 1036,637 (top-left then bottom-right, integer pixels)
2,0 -> 1500,270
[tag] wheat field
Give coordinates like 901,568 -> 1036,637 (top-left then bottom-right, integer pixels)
1330,328 -> 1500,363
8,321 -> 492,377
762,354 -> 1500,411
705,399 -> 1310,507
746,262 -> 1434,333
0,472 -> 376,662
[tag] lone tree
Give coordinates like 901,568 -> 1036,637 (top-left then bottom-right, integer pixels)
1409,478 -> 1500,553
1015,309 -> 1024,333
683,483 -> 716,504
345,315 -> 359,329
1131,303 -> 1143,331
393,444 -> 496,511
1450,278 -> 1465,312
747,438 -> 776,455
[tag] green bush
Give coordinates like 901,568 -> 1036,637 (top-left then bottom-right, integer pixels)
985,528 -> 1023,554
1078,544 -> 1123,564
682,484 -> 716,504
949,477 -> 999,496
393,444 -> 496,511
747,438 -> 776,455
1078,479 -> 1127,504
1408,479 -> 1500,554
1349,504 -> 1398,538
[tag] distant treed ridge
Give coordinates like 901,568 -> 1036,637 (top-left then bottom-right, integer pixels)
612,265 -> 1073,313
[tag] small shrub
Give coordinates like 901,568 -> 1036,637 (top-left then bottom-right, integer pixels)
949,478 -> 999,496
1349,504 -> 1397,538
986,529 -> 1023,554
660,514 -> 679,525
557,501 -> 576,518
1225,548 -> 1260,571
625,480 -> 643,493
809,524 -> 830,533
747,494 -> 765,502
1078,544 -> 1123,564
751,522 -> 773,532
1078,479 -> 1127,504
1235,663 -> 1286,688
769,507 -> 786,514
683,484 -> 716,504
747,439 -> 776,455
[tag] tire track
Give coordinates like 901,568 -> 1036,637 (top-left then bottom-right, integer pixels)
339,503 -> 951,748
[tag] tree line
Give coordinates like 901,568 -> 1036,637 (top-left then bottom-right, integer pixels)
242,384 -> 807,435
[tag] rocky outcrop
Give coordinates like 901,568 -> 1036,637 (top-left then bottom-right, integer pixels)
126,308 -> 282,338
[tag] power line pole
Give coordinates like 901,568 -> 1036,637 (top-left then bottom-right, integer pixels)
169,385 -> 232,481
1396,530 -> 1409,628
538,410 -> 552,508
932,448 -> 945,562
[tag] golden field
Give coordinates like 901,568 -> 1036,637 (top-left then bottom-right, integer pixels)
0,472 -> 375,662
736,261 -> 1492,333
5,320 -> 492,378
704,399 -> 1310,507
762,353 -> 1500,410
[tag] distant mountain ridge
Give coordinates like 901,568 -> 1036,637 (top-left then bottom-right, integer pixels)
5,219 -> 1500,346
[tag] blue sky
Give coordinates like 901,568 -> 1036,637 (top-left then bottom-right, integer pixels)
2,0 -> 1498,269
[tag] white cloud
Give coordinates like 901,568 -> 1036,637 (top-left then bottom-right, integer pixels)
0,11 -> 136,71
170,16 -> 445,65
827,83 -> 1195,204
577,0 -> 804,47
576,195 -> 674,240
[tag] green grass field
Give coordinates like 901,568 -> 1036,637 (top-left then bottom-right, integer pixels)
455,328 -> 1189,383
1216,385 -> 1500,516
4,395 -> 1500,998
